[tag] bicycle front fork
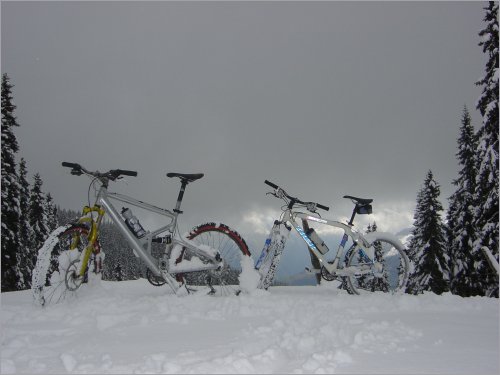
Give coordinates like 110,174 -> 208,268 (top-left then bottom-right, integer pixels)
255,220 -> 291,289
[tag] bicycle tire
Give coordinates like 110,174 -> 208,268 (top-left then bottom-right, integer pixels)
181,222 -> 250,296
32,224 -> 102,306
343,236 -> 409,295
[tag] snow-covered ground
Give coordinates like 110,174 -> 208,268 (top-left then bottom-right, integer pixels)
1,279 -> 498,374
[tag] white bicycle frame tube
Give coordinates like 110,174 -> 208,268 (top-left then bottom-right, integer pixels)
94,185 -> 221,291
281,209 -> 372,276
97,191 -> 166,277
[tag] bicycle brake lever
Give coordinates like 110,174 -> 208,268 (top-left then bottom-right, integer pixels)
275,188 -> 285,199
266,188 -> 285,200
306,202 -> 317,212
266,190 -> 281,199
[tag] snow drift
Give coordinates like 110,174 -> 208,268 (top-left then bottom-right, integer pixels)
1,280 -> 498,374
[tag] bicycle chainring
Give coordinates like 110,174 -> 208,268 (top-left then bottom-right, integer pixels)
146,269 -> 167,286
65,259 -> 85,291
321,263 -> 337,282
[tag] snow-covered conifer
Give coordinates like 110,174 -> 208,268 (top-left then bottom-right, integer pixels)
447,107 -> 482,296
17,158 -> 35,289
370,222 -> 390,292
29,173 -> 50,255
1,73 -> 22,292
473,1 -> 499,296
45,193 -> 58,232
406,171 -> 450,295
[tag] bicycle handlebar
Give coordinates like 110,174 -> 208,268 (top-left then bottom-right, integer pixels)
62,162 -> 82,170
264,180 -> 279,190
114,169 -> 138,177
315,202 -> 330,212
62,162 -> 138,180
264,180 -> 329,212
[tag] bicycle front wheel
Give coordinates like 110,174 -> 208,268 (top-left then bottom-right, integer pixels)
183,222 -> 250,296
344,236 -> 409,295
32,225 -> 100,306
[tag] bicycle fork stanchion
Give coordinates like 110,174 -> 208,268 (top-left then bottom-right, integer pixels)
98,198 -> 182,294
255,221 -> 290,289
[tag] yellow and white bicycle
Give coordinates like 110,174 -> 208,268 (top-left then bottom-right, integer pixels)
32,162 -> 250,306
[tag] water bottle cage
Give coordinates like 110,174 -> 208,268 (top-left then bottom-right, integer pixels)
121,207 -> 147,238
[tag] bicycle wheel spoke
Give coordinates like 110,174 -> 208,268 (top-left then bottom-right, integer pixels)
32,225 -> 95,307
345,238 -> 409,295
183,223 -> 249,296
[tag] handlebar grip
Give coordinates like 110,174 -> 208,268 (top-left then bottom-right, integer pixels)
317,203 -> 330,211
62,162 -> 81,170
116,169 -> 137,177
264,180 -> 279,190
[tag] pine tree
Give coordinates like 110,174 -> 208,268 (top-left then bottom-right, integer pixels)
45,193 -> 58,232
29,173 -> 49,257
473,1 -> 499,296
370,222 -> 390,292
18,158 -> 34,289
447,107 -> 482,296
355,224 -> 373,290
406,171 -> 450,295
57,207 -> 80,225
356,223 -> 389,291
1,73 -> 22,292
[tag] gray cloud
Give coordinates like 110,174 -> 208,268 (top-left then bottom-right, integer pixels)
2,1 -> 485,245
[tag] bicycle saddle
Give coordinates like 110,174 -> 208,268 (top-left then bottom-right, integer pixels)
343,195 -> 373,205
167,173 -> 204,183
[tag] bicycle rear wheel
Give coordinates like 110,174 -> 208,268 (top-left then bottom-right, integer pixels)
343,236 -> 409,295
182,222 -> 250,296
32,225 -> 101,306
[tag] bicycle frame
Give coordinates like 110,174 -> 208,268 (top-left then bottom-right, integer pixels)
280,209 -> 374,277
256,207 -> 376,289
76,184 -> 222,292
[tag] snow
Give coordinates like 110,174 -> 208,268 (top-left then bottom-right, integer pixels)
238,253 -> 261,294
1,280 -> 498,374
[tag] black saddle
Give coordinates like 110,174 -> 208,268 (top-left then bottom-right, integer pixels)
343,195 -> 373,205
166,173 -> 204,183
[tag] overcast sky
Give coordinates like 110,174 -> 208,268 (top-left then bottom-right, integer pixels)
1,2 -> 487,269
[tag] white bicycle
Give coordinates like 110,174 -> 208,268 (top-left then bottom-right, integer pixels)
32,162 -> 250,306
255,180 -> 410,294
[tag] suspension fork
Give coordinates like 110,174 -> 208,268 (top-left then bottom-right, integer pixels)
75,205 -> 106,277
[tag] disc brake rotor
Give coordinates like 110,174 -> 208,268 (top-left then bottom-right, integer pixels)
65,259 -> 85,291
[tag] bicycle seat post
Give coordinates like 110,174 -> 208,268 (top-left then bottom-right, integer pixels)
348,207 -> 356,226
174,180 -> 188,214
167,173 -> 204,215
